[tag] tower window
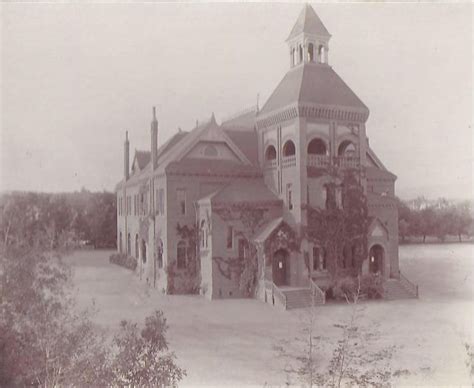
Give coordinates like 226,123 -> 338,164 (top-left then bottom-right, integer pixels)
307,138 -> 327,155
282,140 -> 296,157
307,43 -> 314,62
265,145 -> 277,161
298,45 -> 303,64
318,45 -> 326,64
338,140 -> 356,157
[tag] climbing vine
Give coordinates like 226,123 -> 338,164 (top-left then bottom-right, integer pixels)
305,171 -> 369,278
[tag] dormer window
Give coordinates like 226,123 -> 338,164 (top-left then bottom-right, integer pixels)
307,43 -> 314,62
265,145 -> 277,161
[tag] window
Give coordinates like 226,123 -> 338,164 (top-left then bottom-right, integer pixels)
307,43 -> 314,62
203,144 -> 218,157
177,189 -> 186,215
140,193 -> 144,215
265,145 -> 277,161
287,184 -> 293,210
321,248 -> 327,270
135,234 -> 139,258
307,138 -> 327,155
157,240 -> 163,268
338,140 -> 356,157
177,241 -> 187,269
127,233 -> 131,255
141,239 -> 147,263
318,45 -> 326,63
226,226 -> 233,249
282,140 -> 296,157
119,232 -> 122,253
313,246 -> 320,271
238,239 -> 249,260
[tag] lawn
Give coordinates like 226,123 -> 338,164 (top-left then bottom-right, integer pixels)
67,244 -> 473,386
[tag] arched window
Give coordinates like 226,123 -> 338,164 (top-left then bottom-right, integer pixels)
282,140 -> 296,157
298,45 -> 303,64
177,241 -> 187,269
265,145 -> 277,161
119,232 -> 122,253
127,233 -> 131,255
203,144 -> 218,157
307,138 -> 327,155
307,43 -> 314,62
141,239 -> 147,263
318,45 -> 326,63
338,140 -> 356,157
135,234 -> 139,258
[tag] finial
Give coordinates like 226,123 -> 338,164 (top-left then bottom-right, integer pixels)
211,112 -> 216,123
256,93 -> 260,112
125,130 -> 129,141
152,106 -> 157,120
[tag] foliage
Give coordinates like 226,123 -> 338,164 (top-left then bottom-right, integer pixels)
0,206 -> 185,387
306,172 -> 368,277
111,310 -> 186,386
0,189 -> 116,249
359,273 -> 384,299
275,280 -> 396,388
109,252 -> 138,271
397,197 -> 473,243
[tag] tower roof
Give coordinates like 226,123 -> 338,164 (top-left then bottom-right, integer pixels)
287,3 -> 330,41
259,63 -> 368,115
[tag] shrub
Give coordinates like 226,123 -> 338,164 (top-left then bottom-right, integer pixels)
360,273 -> 384,299
332,276 -> 358,301
109,253 -> 137,271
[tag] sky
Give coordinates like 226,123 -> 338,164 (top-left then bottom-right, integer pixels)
1,2 -> 472,200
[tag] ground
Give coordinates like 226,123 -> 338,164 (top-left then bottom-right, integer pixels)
67,244 -> 473,386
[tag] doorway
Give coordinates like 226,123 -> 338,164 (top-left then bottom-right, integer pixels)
369,245 -> 384,275
272,249 -> 289,286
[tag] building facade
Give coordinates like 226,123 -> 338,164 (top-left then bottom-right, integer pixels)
115,5 -> 414,308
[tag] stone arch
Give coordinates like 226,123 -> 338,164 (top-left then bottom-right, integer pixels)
265,144 -> 277,161
272,248 -> 289,286
307,137 -> 327,155
282,140 -> 296,157
318,45 -> 326,63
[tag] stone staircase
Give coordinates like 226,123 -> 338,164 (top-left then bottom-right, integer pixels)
264,279 -> 326,310
384,275 -> 418,300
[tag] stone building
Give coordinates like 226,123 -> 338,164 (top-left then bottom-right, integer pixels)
115,4 -> 417,308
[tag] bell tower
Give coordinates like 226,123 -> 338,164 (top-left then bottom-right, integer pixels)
286,4 -> 331,68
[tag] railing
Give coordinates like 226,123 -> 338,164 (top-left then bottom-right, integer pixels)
264,159 -> 278,169
307,154 -> 330,168
265,280 -> 287,308
309,278 -> 326,305
335,156 -> 360,169
399,270 -> 419,298
282,155 -> 297,168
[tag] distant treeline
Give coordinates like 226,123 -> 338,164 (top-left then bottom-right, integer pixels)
397,198 -> 473,243
1,190 -> 472,249
0,189 -> 116,249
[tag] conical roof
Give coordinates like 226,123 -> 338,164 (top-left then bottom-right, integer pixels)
287,3 -> 330,41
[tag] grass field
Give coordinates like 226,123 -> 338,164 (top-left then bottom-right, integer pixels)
66,244 -> 473,386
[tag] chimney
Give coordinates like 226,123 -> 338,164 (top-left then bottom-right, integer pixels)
124,131 -> 130,180
151,107 -> 158,170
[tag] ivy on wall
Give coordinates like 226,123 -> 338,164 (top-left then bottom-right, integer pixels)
305,171 -> 369,278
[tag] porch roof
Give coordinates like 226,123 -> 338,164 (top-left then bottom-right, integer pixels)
253,217 -> 284,244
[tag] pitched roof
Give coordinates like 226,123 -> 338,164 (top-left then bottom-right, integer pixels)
165,158 -> 261,177
259,63 -> 368,115
221,107 -> 257,128
223,129 -> 259,165
287,4 -> 330,41
134,150 -> 151,170
253,217 -> 285,244
203,179 -> 281,205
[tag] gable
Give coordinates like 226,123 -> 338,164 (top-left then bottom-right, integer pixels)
183,141 -> 241,162
369,218 -> 389,240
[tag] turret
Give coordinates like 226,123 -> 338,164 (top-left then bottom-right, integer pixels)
124,131 -> 129,180
151,107 -> 158,170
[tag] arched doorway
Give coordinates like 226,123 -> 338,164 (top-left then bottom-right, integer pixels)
272,249 -> 289,286
369,245 -> 384,274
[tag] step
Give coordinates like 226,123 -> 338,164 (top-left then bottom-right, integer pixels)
384,279 -> 417,300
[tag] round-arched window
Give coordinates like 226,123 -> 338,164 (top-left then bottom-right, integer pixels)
203,144 -> 218,157
307,138 -> 327,155
338,140 -> 356,157
282,140 -> 296,157
265,145 -> 277,161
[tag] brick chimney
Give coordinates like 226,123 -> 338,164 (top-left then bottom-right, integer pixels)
124,131 -> 130,181
151,107 -> 158,170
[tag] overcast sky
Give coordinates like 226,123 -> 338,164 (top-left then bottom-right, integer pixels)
1,2 -> 472,200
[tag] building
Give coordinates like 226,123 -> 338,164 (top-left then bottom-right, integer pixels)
115,4 -> 417,308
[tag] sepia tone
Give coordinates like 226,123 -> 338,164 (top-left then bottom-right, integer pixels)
1,2 -> 473,387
